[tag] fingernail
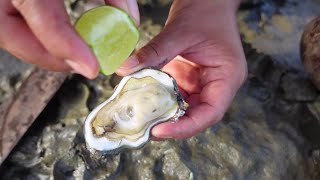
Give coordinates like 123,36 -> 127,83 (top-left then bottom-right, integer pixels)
119,56 -> 140,70
65,59 -> 95,79
126,0 -> 140,25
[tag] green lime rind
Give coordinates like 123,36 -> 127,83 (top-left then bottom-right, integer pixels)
75,6 -> 139,75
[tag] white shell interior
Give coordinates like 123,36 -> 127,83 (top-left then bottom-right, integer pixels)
84,69 -> 179,152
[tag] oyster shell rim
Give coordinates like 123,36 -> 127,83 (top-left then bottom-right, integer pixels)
84,68 -> 188,154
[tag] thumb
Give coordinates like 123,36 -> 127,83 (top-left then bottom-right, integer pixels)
116,25 -> 194,76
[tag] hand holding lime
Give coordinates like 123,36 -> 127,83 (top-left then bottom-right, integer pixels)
75,6 -> 139,75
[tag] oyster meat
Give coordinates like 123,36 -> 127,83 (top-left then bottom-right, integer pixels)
84,69 -> 188,153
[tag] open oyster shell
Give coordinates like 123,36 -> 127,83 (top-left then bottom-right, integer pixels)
84,69 -> 188,154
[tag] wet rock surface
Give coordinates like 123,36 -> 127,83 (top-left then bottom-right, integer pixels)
0,49 -> 33,106
1,0 -> 320,179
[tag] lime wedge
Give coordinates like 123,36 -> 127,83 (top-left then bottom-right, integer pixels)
75,6 -> 139,75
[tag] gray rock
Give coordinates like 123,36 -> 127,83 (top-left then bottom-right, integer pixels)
280,72 -> 318,101
0,49 -> 33,105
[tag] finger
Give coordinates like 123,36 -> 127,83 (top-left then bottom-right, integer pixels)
116,22 -> 202,76
105,0 -> 140,26
0,15 -> 70,71
152,80 -> 234,139
11,0 -> 99,79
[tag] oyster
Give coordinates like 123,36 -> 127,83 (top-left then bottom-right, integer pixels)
84,69 -> 188,153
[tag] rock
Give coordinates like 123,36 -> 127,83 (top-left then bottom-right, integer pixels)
308,98 -> 320,125
308,149 -> 320,179
301,16 -> 320,90
244,45 -> 286,101
280,72 -> 319,101
0,49 -> 33,106
247,54 -> 284,86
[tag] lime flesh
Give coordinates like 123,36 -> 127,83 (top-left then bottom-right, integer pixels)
75,6 -> 139,75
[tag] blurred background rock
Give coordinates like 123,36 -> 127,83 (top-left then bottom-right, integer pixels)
0,0 -> 320,179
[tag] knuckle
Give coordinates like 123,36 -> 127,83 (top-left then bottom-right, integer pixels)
140,41 -> 170,67
137,42 -> 161,65
11,0 -> 37,19
144,42 -> 161,58
38,19 -> 74,58
147,42 -> 160,58
11,0 -> 29,9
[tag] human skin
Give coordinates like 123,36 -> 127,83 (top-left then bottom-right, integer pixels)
0,0 -> 246,139
0,0 -> 139,79
117,0 -> 247,139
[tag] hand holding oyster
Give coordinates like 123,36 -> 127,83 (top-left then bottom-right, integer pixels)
84,69 -> 188,154
82,0 -> 247,153
75,6 -> 188,154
